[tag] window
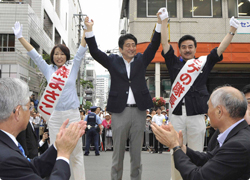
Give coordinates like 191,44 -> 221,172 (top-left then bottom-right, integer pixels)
0,34 -> 15,52
228,0 -> 250,17
183,0 -> 222,18
137,0 -> 177,18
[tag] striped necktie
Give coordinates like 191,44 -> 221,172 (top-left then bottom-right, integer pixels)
17,142 -> 30,161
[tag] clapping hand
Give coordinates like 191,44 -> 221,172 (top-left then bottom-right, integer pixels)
12,21 -> 23,39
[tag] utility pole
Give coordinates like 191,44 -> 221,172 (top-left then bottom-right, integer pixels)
73,12 -> 87,104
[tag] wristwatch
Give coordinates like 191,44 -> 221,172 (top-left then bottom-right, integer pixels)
229,32 -> 235,35
173,146 -> 181,153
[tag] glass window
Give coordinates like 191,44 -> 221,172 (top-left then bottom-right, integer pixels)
228,0 -> 250,17
238,0 -> 250,17
137,0 -> 177,18
213,0 -> 222,17
193,0 -> 212,17
147,0 -> 166,16
183,0 -> 222,18
0,34 -> 15,52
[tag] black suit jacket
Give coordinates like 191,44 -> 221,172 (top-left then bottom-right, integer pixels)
0,130 -> 70,180
17,121 -> 39,159
174,120 -> 250,180
163,46 -> 223,116
85,32 -> 161,113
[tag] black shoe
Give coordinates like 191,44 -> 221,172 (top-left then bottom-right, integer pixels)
95,153 -> 100,156
159,151 -> 162,154
153,150 -> 158,154
84,153 -> 89,156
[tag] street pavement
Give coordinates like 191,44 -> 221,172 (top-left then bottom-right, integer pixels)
84,150 -> 171,180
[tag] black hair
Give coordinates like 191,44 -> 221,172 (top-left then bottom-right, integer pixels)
50,44 -> 70,66
118,33 -> 137,49
242,84 -> 250,95
178,35 -> 197,49
155,107 -> 161,111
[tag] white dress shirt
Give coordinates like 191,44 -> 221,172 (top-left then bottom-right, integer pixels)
152,114 -> 165,126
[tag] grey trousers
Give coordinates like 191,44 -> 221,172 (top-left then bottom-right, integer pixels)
111,107 -> 146,180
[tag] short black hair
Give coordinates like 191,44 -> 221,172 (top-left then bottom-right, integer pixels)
242,84 -> 250,95
50,44 -> 70,66
118,33 -> 137,49
155,107 -> 161,111
178,35 -> 197,49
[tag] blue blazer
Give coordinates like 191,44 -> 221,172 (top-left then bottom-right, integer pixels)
0,130 -> 70,180
86,32 -> 161,113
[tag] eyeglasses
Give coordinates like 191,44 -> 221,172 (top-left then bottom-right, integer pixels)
13,105 -> 33,113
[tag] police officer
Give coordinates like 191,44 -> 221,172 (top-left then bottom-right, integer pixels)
84,106 -> 102,156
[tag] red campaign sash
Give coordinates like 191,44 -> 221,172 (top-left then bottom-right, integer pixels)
38,60 -> 74,121
169,56 -> 207,118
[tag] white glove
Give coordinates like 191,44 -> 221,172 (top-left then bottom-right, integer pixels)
230,16 -> 240,29
12,21 -> 23,39
158,7 -> 168,21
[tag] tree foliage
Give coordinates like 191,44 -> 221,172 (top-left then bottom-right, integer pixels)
83,101 -> 92,110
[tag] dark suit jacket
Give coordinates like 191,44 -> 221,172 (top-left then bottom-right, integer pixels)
17,121 -> 39,159
174,120 -> 250,180
0,130 -> 70,180
85,32 -> 161,113
162,46 -> 223,116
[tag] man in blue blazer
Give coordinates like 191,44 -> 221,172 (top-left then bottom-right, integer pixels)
84,13 -> 162,180
0,78 -> 86,180
152,86 -> 250,180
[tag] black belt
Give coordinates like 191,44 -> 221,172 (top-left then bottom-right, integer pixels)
181,103 -> 185,105
126,104 -> 137,107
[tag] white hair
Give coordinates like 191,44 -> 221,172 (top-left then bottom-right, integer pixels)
211,86 -> 247,118
0,78 -> 31,121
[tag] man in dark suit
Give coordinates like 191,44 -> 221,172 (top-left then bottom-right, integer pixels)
84,12 -> 162,179
152,86 -> 250,180
0,77 -> 86,180
17,112 -> 39,159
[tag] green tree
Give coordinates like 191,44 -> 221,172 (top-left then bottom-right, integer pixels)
80,79 -> 93,89
83,101 -> 92,110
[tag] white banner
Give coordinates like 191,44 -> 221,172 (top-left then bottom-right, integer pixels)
237,19 -> 250,34
38,60 -> 74,121
169,56 -> 207,118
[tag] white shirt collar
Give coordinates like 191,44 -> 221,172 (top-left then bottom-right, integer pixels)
122,56 -> 134,65
0,129 -> 18,146
217,119 -> 244,147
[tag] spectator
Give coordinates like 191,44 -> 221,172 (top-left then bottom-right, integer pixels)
152,107 -> 165,154
84,106 -> 102,156
0,77 -> 86,179
151,86 -> 250,180
242,84 -> 250,125
38,129 -> 50,155
151,109 -> 156,117
30,94 -> 39,112
160,105 -> 166,111
102,113 -> 112,151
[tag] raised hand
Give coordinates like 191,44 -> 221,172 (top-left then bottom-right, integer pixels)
12,21 -> 23,39
158,7 -> 168,21
230,16 -> 240,29
84,16 -> 94,32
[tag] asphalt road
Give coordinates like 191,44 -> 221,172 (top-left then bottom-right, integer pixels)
84,150 -> 171,180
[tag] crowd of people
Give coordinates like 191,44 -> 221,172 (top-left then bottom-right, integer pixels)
0,6 -> 250,180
